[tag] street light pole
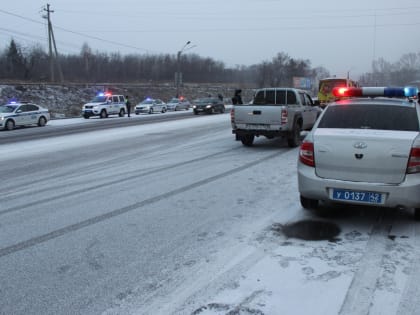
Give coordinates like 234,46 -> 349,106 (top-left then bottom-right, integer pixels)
176,41 -> 191,98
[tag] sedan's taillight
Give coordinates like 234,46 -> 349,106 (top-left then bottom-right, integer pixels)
299,141 -> 315,167
407,146 -> 420,174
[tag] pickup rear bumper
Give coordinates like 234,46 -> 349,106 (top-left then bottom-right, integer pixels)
232,129 -> 289,138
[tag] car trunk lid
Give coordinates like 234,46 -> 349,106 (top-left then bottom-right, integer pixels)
313,128 -> 417,184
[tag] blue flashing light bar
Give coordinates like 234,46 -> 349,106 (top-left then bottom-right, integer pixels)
404,86 -> 418,97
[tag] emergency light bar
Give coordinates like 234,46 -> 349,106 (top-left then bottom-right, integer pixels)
97,92 -> 112,97
332,86 -> 419,98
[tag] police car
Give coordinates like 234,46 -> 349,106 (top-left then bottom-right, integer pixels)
298,86 -> 420,219
0,101 -> 50,131
82,93 -> 127,119
135,98 -> 167,114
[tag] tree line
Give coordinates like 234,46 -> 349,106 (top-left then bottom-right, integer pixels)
1,39 -> 419,88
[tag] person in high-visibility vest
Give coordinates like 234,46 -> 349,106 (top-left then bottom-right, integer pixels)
125,96 -> 131,117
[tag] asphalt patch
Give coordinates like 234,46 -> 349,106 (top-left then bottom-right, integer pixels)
272,220 -> 341,241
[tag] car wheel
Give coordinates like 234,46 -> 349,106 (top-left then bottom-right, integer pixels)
38,116 -> 47,127
83,115 -> 90,119
240,134 -> 254,146
210,107 -> 215,114
119,108 -> 125,117
149,108 -> 153,114
414,208 -> 420,221
300,195 -> 319,210
193,110 -> 199,115
220,106 -> 225,113
175,106 -> 179,111
161,107 -> 166,113
100,110 -> 107,118
5,119 -> 15,130
287,122 -> 302,147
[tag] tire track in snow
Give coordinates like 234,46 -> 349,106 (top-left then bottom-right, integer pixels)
395,222 -> 420,315
0,149 -> 286,258
339,212 -> 395,315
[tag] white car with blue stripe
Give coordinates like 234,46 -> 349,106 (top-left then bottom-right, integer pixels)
298,86 -> 420,219
0,101 -> 50,131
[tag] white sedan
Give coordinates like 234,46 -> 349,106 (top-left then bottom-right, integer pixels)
135,98 -> 167,114
0,101 -> 50,130
166,97 -> 191,111
298,86 -> 420,219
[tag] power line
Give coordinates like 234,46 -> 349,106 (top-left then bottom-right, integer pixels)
53,26 -> 153,53
0,8 -> 156,54
0,6 -> 419,57
0,27 -> 46,42
0,8 -> 45,25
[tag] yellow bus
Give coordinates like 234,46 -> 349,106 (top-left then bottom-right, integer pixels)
317,77 -> 358,107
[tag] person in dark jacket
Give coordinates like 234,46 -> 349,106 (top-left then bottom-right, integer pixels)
232,89 -> 243,140
125,96 -> 131,117
232,89 -> 243,105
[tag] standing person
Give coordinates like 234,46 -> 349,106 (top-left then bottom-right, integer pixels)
232,89 -> 243,105
125,95 -> 131,117
232,89 -> 243,141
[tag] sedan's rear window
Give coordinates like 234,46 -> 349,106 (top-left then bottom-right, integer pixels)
318,104 -> 419,131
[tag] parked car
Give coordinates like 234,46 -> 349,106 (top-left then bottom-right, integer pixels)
192,97 -> 225,115
298,86 -> 420,219
0,101 -> 50,130
81,93 -> 126,119
166,97 -> 191,111
135,98 -> 167,114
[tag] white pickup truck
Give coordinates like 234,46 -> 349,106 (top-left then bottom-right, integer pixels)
231,87 -> 321,147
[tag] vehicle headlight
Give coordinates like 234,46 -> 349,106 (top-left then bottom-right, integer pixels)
206,105 -> 212,108
192,105 -> 196,108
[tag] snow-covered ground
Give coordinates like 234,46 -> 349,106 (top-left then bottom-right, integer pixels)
1,115 -> 419,315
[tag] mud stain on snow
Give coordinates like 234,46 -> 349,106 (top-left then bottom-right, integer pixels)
271,220 -> 341,241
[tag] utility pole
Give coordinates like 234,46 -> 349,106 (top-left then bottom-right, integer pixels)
43,3 -> 63,83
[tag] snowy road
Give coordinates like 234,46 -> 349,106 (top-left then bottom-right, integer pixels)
1,114 -> 419,315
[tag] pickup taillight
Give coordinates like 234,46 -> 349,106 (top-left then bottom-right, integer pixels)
299,141 -> 315,167
281,109 -> 288,124
407,146 -> 420,174
230,107 -> 235,124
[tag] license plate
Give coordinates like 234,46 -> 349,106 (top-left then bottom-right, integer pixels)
331,189 -> 384,204
246,124 -> 269,130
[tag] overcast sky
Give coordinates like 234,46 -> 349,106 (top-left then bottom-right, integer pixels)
1,0 -> 420,78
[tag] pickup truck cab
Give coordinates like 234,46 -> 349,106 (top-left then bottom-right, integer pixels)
231,88 -> 321,147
